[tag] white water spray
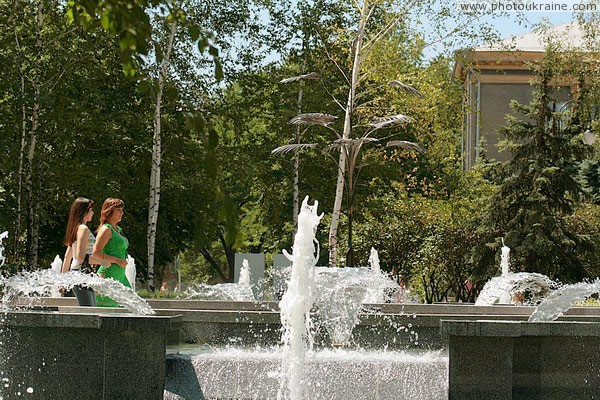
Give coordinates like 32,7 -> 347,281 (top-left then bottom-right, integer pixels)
278,196 -> 323,400
0,231 -> 8,268
368,248 -> 380,274
184,260 -> 254,301
476,241 -> 557,306
1,270 -> 155,315
125,255 -> 136,290
529,280 -> 600,322
49,255 -> 63,297
500,239 -> 510,277
239,259 -> 251,287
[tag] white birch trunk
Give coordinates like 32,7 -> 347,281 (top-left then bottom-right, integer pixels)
147,21 -> 177,289
13,20 -> 28,268
26,0 -> 43,269
328,0 -> 369,267
292,57 -> 307,228
15,73 -> 27,265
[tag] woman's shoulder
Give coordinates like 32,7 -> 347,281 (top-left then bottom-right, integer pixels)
77,224 -> 90,235
97,224 -> 113,236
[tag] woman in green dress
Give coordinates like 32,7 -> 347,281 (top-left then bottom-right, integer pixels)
92,198 -> 130,307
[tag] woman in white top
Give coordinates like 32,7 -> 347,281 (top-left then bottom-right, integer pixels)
61,197 -> 109,306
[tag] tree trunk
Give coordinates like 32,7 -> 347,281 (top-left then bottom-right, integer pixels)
25,0 -> 43,269
12,13 -> 28,270
147,21 -> 177,290
217,232 -> 235,282
15,73 -> 27,269
345,155 -> 354,267
199,247 -> 228,282
292,62 -> 306,228
328,0 -> 369,267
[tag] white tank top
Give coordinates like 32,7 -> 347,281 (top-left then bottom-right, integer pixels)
70,224 -> 95,270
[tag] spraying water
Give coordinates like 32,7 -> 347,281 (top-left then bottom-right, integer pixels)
0,232 -> 154,315
239,259 -> 251,287
278,196 -> 323,400
1,269 -> 155,315
529,280 -> 600,322
49,256 -> 63,298
125,255 -> 136,290
184,260 -> 254,301
500,239 -> 510,277
313,267 -> 397,345
0,231 -> 7,268
368,248 -> 380,274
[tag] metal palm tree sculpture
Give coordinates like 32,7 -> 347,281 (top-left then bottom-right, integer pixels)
273,81 -> 425,267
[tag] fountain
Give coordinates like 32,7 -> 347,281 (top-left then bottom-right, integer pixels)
312,266 -> 398,345
125,254 -> 136,289
368,247 -> 380,273
278,195 -> 323,400
163,199 -> 447,399
444,242 -> 600,399
475,240 -> 558,306
6,205 -> 600,399
49,255 -> 63,297
183,258 -> 255,301
0,232 -> 180,399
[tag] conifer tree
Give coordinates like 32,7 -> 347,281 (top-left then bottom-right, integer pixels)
481,45 -> 592,282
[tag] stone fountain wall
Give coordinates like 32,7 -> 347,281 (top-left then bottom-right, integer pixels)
0,311 -> 181,400
442,320 -> 600,400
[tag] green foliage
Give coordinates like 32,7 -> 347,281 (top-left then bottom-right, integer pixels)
352,172 -> 491,303
68,0 -> 224,78
136,288 -> 181,298
577,295 -> 600,307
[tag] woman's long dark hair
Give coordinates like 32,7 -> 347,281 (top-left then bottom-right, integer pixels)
64,197 -> 94,246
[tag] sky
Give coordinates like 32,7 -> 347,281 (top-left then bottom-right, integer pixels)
487,12 -> 574,37
421,9 -> 579,59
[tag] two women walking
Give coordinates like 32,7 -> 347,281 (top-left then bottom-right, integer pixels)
61,197 -> 131,307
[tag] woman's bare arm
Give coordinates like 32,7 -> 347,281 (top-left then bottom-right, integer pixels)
93,226 -> 127,268
74,225 -> 89,264
61,246 -> 73,273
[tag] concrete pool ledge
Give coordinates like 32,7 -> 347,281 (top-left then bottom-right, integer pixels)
0,311 -> 182,400
441,319 -> 600,337
441,319 -> 600,400
3,309 -> 182,330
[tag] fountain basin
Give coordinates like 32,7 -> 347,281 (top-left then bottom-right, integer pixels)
442,320 -> 600,400
0,311 -> 182,399
164,348 -> 448,400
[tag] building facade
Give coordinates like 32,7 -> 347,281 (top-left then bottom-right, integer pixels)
455,23 -> 584,170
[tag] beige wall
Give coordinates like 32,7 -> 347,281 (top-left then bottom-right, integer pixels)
480,82 -> 534,163
464,72 -> 573,169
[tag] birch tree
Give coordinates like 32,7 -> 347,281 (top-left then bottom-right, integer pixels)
10,1 -> 29,268
285,0 -> 417,266
277,0 -> 505,266
23,0 -> 44,269
146,11 -> 178,291
144,1 -> 224,289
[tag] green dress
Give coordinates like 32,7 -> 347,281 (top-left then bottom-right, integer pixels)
96,224 -> 130,307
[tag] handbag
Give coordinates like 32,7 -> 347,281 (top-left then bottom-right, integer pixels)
80,254 -> 96,274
